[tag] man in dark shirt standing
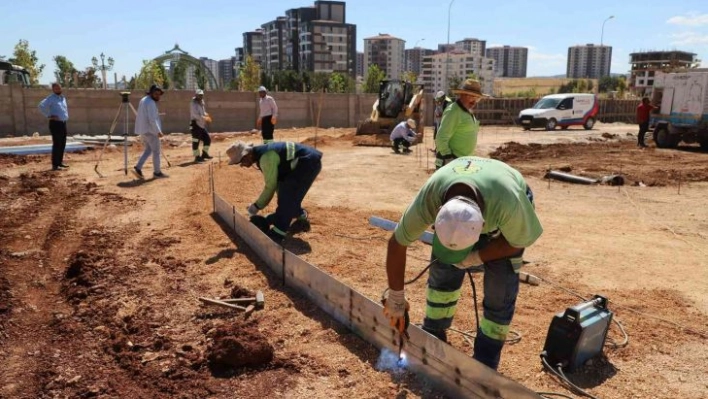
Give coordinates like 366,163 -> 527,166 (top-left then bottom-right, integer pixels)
636,97 -> 656,148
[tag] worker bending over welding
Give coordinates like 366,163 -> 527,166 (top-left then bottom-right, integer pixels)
226,141 -> 322,243
190,89 -> 213,163
390,119 -> 420,154
383,156 -> 543,370
434,79 -> 487,169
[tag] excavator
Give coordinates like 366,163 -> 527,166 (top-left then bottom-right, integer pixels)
356,80 -> 425,136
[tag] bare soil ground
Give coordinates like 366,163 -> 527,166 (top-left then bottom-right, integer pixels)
1,122 -> 707,399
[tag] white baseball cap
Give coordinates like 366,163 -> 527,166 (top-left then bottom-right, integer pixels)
432,197 -> 484,264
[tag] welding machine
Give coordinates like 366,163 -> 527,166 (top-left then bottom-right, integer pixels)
542,295 -> 613,372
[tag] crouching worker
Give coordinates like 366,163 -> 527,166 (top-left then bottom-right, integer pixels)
382,156 -> 543,370
390,118 -> 419,154
226,141 -> 323,243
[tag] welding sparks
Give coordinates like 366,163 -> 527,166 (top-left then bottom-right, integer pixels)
376,348 -> 409,373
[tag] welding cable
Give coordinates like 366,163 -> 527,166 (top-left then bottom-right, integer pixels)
540,352 -> 600,399
447,271 -> 523,346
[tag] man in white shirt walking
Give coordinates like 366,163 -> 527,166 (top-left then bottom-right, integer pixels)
256,86 -> 278,144
133,84 -> 167,179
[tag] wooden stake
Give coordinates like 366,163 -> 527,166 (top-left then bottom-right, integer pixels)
314,89 -> 325,149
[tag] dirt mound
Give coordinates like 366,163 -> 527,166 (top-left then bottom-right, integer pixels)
207,321 -> 274,373
301,133 -> 354,147
353,133 -> 390,147
230,285 -> 255,299
490,140 -> 708,186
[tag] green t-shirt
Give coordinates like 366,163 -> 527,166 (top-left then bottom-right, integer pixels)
394,156 -> 542,249
435,101 -> 480,158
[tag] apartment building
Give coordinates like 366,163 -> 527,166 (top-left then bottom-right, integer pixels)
405,47 -> 436,77
363,33 -> 406,80
420,51 -> 495,94
567,44 -> 612,79
486,46 -> 528,77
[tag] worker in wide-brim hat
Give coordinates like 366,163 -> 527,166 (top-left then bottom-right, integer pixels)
434,78 -> 489,169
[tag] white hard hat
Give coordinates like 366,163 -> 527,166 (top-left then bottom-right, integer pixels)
195,89 -> 204,96
258,86 -> 267,92
435,91 -> 446,101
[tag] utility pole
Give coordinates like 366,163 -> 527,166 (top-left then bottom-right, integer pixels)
445,0 -> 456,94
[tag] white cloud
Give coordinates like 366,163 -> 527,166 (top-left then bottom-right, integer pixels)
525,46 -> 566,76
667,13 -> 708,27
670,32 -> 708,46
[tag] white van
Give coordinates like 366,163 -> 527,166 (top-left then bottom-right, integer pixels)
518,93 -> 599,131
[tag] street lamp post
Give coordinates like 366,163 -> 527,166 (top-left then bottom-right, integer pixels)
414,38 -> 425,48
600,15 -> 614,46
92,52 -> 115,89
444,0 -> 456,94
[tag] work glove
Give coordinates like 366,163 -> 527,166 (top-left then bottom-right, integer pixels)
383,289 -> 410,334
454,250 -> 483,270
247,203 -> 260,217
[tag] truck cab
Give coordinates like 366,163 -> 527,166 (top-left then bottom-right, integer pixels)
0,61 -> 31,87
518,93 -> 599,131
650,71 -> 708,149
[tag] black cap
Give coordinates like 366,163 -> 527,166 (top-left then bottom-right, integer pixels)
147,84 -> 164,94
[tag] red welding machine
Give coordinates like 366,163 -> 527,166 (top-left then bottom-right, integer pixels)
542,295 -> 613,372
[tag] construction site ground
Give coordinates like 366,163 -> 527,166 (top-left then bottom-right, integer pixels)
1,122 -> 706,399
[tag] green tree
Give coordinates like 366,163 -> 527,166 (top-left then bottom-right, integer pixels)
402,70 -> 418,84
76,67 -> 101,88
135,60 -> 170,90
195,65 -> 207,90
239,55 -> 261,92
363,64 -> 385,93
576,79 -> 588,93
309,72 -> 330,92
272,70 -> 303,92
9,39 -> 45,86
53,55 -> 77,87
328,72 -> 347,93
171,58 -> 189,89
260,70 -> 272,91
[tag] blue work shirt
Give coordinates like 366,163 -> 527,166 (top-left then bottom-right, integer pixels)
38,93 -> 69,122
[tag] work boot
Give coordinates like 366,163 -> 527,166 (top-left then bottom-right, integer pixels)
194,155 -> 204,163
422,326 -> 448,343
201,151 -> 213,160
266,228 -> 286,244
153,171 -> 169,179
290,210 -> 311,233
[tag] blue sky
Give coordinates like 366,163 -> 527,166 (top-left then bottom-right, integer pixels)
2,0 -> 707,84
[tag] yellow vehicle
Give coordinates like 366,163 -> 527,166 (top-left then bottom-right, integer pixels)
356,80 -> 425,135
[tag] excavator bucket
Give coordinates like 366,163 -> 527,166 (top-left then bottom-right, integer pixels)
356,119 -> 383,135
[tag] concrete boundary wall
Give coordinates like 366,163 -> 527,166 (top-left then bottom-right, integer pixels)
0,86 -> 637,137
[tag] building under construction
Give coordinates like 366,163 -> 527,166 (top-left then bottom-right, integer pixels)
629,50 -> 699,95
